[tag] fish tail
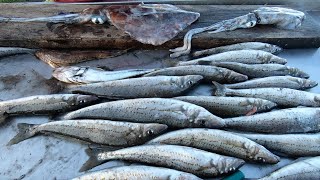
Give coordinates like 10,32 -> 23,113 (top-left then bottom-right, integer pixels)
7,123 -> 38,146
212,81 -> 227,96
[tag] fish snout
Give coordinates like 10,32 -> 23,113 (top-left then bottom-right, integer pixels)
76,95 -> 99,106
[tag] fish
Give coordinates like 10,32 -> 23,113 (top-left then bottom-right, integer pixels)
0,47 -> 36,58
60,98 -> 225,128
225,76 -> 318,90
35,49 -> 128,68
143,65 -> 248,83
213,82 -> 320,107
69,75 -> 203,99
193,42 -> 283,57
80,145 -> 245,177
174,96 -> 276,117
177,50 -> 287,66
259,156 -> 320,180
53,66 -> 155,84
7,120 -> 167,146
236,132 -> 320,157
72,165 -> 203,180
223,107 -> 320,133
0,94 -> 99,124
191,62 -> 308,79
147,128 -> 280,163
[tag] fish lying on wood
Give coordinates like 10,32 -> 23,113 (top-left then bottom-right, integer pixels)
0,47 -> 36,58
225,76 -> 318,90
35,49 -> 128,68
72,165 -> 203,180
259,156 -> 320,180
236,132 -> 320,157
61,98 -> 225,128
69,75 -> 203,99
143,65 -> 248,83
81,145 -> 245,177
174,96 -> 276,117
7,120 -> 167,146
147,128 -> 279,163
224,107 -> 320,133
193,42 -> 283,57
213,82 -> 320,107
177,50 -> 287,65
0,94 -> 98,124
192,62 -> 308,79
53,66 -> 155,84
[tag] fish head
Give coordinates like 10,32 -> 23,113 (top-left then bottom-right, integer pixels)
268,55 -> 287,64
244,142 -> 280,164
191,108 -> 225,128
180,75 -> 203,88
227,71 -> 248,83
252,99 -> 277,111
70,95 -> 99,107
288,67 -> 310,79
52,66 -> 88,84
215,157 -> 245,175
294,78 -> 318,89
142,124 -> 168,138
268,44 -> 283,54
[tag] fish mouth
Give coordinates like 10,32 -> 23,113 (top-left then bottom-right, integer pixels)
155,124 -> 169,134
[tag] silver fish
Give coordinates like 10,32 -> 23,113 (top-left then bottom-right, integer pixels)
197,62 -> 308,79
73,165 -> 203,180
0,47 -> 36,58
224,107 -> 320,133
178,50 -> 287,66
61,98 -> 225,128
193,42 -> 282,57
147,128 -> 279,163
0,94 -> 99,124
259,156 -> 320,180
143,65 -> 248,83
174,96 -> 276,117
237,132 -> 320,157
7,120 -> 167,146
69,75 -> 203,99
225,76 -> 318,90
81,145 -> 245,177
53,66 -> 155,84
213,82 -> 320,107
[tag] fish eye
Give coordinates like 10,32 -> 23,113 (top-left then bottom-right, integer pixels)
187,81 -> 193,85
146,129 -> 154,136
198,120 -> 206,126
79,99 -> 86,104
257,157 -> 265,162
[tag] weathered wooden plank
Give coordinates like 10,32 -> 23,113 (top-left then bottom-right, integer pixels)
0,4 -> 319,49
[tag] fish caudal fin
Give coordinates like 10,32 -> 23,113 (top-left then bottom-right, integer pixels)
7,123 -> 38,146
212,81 -> 227,96
80,146 -> 120,172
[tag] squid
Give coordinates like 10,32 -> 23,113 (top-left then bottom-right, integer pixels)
170,7 -> 306,58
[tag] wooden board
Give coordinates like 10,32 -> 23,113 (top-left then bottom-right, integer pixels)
0,3 -> 319,49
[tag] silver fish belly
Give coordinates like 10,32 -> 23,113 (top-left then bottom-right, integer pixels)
69,75 -> 203,99
0,94 -> 98,124
178,50 -> 287,65
174,96 -> 276,117
147,128 -> 279,163
7,120 -> 167,146
237,132 -> 320,157
202,62 -> 308,79
193,42 -> 282,57
259,156 -> 320,180
81,145 -> 245,177
225,76 -> 318,90
61,98 -> 225,128
143,65 -> 248,83
53,66 -> 155,84
213,82 -> 320,107
224,108 -> 320,133
73,165 -> 203,180
0,47 -> 35,58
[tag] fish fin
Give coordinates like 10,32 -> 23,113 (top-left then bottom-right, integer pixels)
80,146 -> 123,172
246,107 -> 257,116
197,60 -> 212,65
7,123 -> 38,146
212,81 -> 227,96
42,131 -> 92,145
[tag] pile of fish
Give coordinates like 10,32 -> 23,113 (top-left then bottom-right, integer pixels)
2,42 -> 320,180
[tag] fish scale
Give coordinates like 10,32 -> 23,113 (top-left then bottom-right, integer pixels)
147,128 -> 279,163
7,120 -> 167,146
82,145 -> 245,177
